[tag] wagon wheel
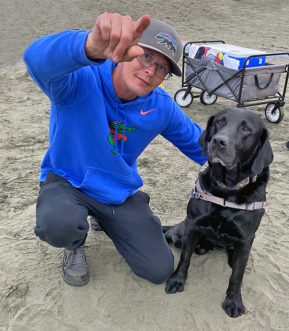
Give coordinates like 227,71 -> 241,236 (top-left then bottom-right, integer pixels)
200,91 -> 218,105
264,102 -> 284,123
174,88 -> 193,107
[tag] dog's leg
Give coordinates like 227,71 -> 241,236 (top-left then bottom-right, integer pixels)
164,218 -> 187,249
162,225 -> 173,233
222,240 -> 254,318
165,221 -> 200,294
226,246 -> 234,268
89,216 -> 103,231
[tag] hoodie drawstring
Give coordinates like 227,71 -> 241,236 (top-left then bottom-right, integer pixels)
113,106 -> 119,154
113,105 -> 127,155
120,110 -> 127,154
113,104 -> 128,155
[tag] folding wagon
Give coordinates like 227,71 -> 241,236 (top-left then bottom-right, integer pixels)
175,40 -> 289,123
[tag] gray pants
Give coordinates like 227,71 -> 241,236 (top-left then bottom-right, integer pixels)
35,172 -> 174,284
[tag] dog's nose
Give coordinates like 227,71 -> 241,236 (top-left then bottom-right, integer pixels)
212,135 -> 229,148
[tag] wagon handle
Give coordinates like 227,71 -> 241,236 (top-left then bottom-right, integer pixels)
254,73 -> 274,89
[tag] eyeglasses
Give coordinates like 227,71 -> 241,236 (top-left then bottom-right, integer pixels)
137,53 -> 172,80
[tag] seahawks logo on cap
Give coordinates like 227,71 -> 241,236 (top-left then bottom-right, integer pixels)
155,33 -> 177,55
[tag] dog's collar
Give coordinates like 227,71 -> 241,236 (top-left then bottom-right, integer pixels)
215,175 -> 257,190
191,177 -> 265,211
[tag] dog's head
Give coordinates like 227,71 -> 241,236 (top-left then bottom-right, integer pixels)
199,108 -> 273,174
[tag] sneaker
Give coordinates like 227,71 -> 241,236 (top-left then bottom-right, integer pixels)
286,141 -> 289,150
62,246 -> 89,286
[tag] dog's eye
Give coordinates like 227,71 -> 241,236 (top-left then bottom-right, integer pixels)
215,120 -> 223,126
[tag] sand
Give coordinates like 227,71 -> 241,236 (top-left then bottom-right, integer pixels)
1,0 -> 289,330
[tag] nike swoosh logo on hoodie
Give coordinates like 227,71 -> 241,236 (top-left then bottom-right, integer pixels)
140,109 -> 156,115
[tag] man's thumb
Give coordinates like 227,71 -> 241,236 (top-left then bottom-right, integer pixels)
126,45 -> 144,61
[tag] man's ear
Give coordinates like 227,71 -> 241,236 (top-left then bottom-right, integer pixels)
198,115 -> 215,155
251,127 -> 274,174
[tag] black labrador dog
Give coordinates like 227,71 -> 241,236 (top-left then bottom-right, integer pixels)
164,107 -> 273,318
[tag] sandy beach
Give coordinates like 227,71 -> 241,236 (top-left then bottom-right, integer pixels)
1,0 -> 289,330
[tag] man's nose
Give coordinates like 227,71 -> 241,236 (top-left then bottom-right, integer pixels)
144,64 -> 157,76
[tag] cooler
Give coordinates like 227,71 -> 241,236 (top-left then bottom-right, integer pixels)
188,43 -> 267,70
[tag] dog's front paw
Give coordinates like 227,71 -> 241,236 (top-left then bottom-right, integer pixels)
165,274 -> 186,294
222,296 -> 245,318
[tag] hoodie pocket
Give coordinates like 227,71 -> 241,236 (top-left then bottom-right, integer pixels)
78,167 -> 143,204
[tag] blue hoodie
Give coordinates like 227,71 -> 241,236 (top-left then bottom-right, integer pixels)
24,30 -> 207,204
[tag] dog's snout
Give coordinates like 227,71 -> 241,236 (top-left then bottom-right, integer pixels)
212,135 -> 229,148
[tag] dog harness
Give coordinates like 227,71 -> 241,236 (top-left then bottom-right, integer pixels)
191,177 -> 266,211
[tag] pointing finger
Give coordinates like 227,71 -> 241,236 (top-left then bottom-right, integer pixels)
133,15 -> 151,39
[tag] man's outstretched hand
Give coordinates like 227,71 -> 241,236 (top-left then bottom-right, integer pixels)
85,12 -> 151,63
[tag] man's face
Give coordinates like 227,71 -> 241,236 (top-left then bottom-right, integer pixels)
120,47 -> 170,97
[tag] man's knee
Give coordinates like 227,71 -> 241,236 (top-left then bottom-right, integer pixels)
35,201 -> 89,249
134,253 -> 174,284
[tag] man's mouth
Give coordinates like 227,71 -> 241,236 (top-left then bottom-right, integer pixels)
136,75 -> 150,86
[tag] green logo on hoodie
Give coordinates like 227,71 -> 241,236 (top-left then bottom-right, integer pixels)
108,121 -> 137,154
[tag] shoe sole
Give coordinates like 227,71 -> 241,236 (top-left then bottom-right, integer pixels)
62,271 -> 90,287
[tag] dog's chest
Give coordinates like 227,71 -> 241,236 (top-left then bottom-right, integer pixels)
189,200 -> 243,246
198,214 -> 240,247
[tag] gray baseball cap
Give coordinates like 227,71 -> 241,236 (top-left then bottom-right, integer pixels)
138,19 -> 182,76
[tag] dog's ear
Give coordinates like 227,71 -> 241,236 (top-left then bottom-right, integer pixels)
198,115 -> 216,155
251,127 -> 274,174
